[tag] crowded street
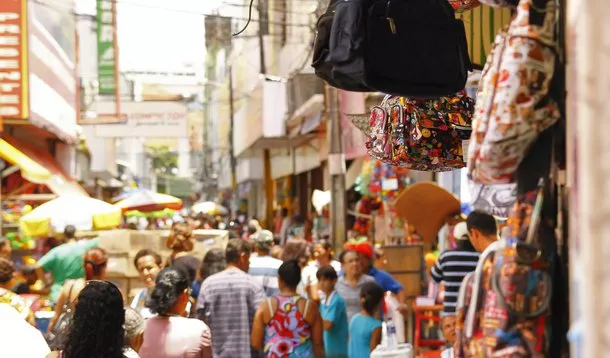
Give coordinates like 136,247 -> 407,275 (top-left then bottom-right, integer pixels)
0,0 -> 606,357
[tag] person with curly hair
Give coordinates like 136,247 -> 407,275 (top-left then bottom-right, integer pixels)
47,280 -> 125,358
48,248 -> 109,337
166,222 -> 201,287
139,268 -> 212,358
0,258 -> 35,325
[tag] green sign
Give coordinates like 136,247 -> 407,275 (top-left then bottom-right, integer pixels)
96,0 -> 116,94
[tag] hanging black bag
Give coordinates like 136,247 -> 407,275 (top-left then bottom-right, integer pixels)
311,0 -> 345,88
364,0 -> 472,98
312,0 -> 372,91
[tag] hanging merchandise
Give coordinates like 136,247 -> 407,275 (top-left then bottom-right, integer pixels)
364,91 -> 474,171
455,179 -> 553,357
477,0 -> 519,8
467,0 -> 560,185
312,0 -> 473,97
353,160 -> 410,239
448,0 -> 481,11
468,181 -> 517,218
311,0 -> 370,92
364,0 -> 472,98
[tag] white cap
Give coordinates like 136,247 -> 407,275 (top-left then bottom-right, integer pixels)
453,222 -> 469,240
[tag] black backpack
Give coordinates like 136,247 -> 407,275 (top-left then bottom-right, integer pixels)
312,0 -> 371,92
363,0 -> 472,98
311,0 -> 341,86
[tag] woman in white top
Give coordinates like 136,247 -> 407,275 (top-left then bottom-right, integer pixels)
301,240 -> 341,300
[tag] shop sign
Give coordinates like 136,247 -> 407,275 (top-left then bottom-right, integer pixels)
0,0 -> 28,119
92,101 -> 188,138
96,0 -> 116,95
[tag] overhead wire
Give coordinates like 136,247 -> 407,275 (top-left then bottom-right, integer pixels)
39,0 -> 313,28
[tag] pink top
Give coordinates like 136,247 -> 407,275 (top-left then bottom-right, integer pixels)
139,316 -> 212,358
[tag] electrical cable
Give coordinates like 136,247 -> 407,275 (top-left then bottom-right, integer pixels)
231,0 -> 255,36
38,0 -> 313,28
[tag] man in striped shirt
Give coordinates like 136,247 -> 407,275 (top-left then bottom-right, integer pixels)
249,230 -> 282,296
198,239 -> 265,357
431,211 -> 498,316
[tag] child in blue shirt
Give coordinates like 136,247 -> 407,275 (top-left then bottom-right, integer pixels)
317,265 -> 348,358
348,281 -> 384,358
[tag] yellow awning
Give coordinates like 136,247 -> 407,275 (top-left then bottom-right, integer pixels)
0,139 -> 51,184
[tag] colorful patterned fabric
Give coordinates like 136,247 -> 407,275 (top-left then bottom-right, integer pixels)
366,91 -> 474,172
264,295 -> 313,358
455,185 -> 552,357
447,0 -> 481,12
467,0 -> 560,185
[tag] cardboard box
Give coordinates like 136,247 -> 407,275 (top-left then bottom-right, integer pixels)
130,230 -> 163,251
99,230 -> 131,253
106,254 -> 129,276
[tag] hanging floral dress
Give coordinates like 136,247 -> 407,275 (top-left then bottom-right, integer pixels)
264,295 -> 313,357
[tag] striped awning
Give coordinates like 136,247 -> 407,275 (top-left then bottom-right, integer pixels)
458,6 -> 513,67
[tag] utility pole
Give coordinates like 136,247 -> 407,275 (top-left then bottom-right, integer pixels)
228,66 -> 237,214
326,85 -> 346,254
257,0 -> 274,229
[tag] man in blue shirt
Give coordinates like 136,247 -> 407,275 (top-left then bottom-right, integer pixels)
355,242 -> 407,315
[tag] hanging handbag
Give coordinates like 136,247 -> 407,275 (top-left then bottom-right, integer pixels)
447,0 -> 481,12
467,0 -> 560,185
364,0 -> 471,98
365,91 -> 474,171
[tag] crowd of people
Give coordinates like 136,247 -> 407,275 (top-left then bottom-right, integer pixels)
0,212 -> 408,358
0,208 -> 499,358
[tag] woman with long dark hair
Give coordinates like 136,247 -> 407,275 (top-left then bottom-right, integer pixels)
48,247 -> 109,347
47,280 -> 125,358
139,268 -> 212,358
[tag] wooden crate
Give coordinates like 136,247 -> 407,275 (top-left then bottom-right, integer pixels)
383,244 -> 424,344
383,244 -> 424,300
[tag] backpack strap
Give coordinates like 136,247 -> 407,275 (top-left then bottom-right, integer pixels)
65,281 -> 77,309
266,298 -> 274,316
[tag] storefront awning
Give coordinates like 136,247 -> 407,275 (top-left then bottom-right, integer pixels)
0,139 -> 51,184
0,136 -> 87,196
